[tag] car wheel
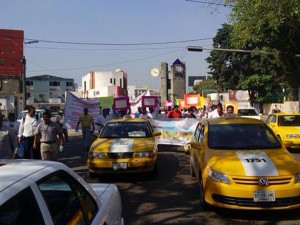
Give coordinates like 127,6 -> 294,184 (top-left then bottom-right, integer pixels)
190,158 -> 196,177
89,172 -> 99,178
199,174 -> 209,211
149,163 -> 157,177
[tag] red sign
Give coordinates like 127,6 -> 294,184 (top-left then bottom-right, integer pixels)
0,29 -> 24,77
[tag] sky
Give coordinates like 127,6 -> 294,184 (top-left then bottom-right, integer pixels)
1,0 -> 231,89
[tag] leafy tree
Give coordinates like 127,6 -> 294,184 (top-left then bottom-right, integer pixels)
192,77 -> 218,96
227,0 -> 300,100
206,23 -> 284,105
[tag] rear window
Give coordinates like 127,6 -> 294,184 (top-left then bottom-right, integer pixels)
238,109 -> 258,116
100,122 -> 151,138
278,115 -> 300,126
208,123 -> 281,149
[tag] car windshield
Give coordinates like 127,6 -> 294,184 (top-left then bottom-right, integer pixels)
208,123 -> 281,149
100,122 -> 151,138
278,115 -> 300,126
238,109 -> 258,116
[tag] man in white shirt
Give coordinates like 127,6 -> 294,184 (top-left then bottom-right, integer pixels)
95,108 -> 113,131
209,103 -> 225,118
18,105 -> 41,159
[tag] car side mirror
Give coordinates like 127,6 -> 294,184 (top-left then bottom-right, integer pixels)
153,131 -> 161,136
283,141 -> 293,148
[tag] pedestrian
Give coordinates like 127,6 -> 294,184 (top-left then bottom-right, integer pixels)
167,105 -> 182,118
200,106 -> 208,118
209,103 -> 225,118
225,105 -> 237,118
134,107 -> 142,118
139,107 -> 152,119
95,108 -> 113,131
18,105 -> 41,159
33,111 -> 64,161
0,115 -> 18,159
184,107 -> 197,118
55,110 -> 69,142
75,108 -> 95,151
4,112 -> 20,136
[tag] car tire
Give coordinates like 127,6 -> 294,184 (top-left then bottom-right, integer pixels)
89,172 -> 99,178
199,174 -> 209,211
190,158 -> 196,177
149,163 -> 157,177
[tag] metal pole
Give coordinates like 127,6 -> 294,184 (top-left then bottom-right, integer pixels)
22,56 -> 26,110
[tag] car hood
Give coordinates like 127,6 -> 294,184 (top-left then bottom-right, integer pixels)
206,148 -> 300,176
91,138 -> 156,152
240,115 -> 261,120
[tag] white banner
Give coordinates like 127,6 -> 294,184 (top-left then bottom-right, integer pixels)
64,92 -> 100,129
149,118 -> 199,146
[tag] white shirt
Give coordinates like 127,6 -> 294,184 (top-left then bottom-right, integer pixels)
209,109 -> 225,118
18,114 -> 40,137
96,114 -> 113,130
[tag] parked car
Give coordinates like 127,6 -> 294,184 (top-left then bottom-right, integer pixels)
17,109 -> 45,123
237,106 -> 261,120
190,117 -> 300,210
265,113 -> 300,149
88,118 -> 161,177
0,160 -> 124,225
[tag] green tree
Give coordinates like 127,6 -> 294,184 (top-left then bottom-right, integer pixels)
206,23 -> 284,105
227,0 -> 300,100
192,77 -> 218,96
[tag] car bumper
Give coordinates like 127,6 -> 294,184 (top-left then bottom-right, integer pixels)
204,177 -> 300,210
283,138 -> 300,148
88,157 -> 157,174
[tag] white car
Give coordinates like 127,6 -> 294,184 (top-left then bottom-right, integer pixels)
0,160 -> 124,225
237,107 -> 261,120
17,109 -> 45,123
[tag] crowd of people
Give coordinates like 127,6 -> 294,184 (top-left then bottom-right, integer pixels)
0,105 -> 65,160
0,102 -> 236,160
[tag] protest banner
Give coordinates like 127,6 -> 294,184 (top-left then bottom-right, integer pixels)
149,118 -> 198,145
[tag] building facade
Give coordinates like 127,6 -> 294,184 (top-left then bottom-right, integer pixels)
0,29 -> 24,116
26,75 -> 74,111
81,69 -> 128,98
127,85 -> 160,99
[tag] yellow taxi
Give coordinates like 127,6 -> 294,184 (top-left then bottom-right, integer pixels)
265,113 -> 300,149
190,117 -> 300,210
88,118 -> 160,178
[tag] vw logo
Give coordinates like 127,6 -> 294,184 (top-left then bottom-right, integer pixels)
259,177 -> 269,186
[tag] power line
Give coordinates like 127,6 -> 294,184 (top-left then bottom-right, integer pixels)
185,0 -> 233,7
24,37 -> 212,46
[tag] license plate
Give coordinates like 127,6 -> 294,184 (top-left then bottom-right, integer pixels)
254,190 -> 275,202
112,162 -> 127,170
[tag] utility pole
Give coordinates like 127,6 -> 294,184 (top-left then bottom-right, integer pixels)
21,56 -> 26,110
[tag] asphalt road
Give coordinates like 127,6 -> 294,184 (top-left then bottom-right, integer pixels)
59,130 -> 300,225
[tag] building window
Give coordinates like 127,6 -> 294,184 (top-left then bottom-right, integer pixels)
114,78 -> 116,85
26,93 -> 31,98
66,82 -> 73,87
26,81 -> 33,86
120,79 -> 122,88
110,78 -> 112,84
50,81 -> 60,86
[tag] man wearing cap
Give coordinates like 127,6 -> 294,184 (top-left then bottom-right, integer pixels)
33,111 -> 64,161
96,108 -> 113,131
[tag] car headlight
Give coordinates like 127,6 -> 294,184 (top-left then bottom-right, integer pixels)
89,152 -> 107,159
135,151 -> 153,157
207,167 -> 230,184
295,173 -> 300,183
286,134 -> 300,138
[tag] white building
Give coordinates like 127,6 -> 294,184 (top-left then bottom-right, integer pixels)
81,69 -> 128,98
